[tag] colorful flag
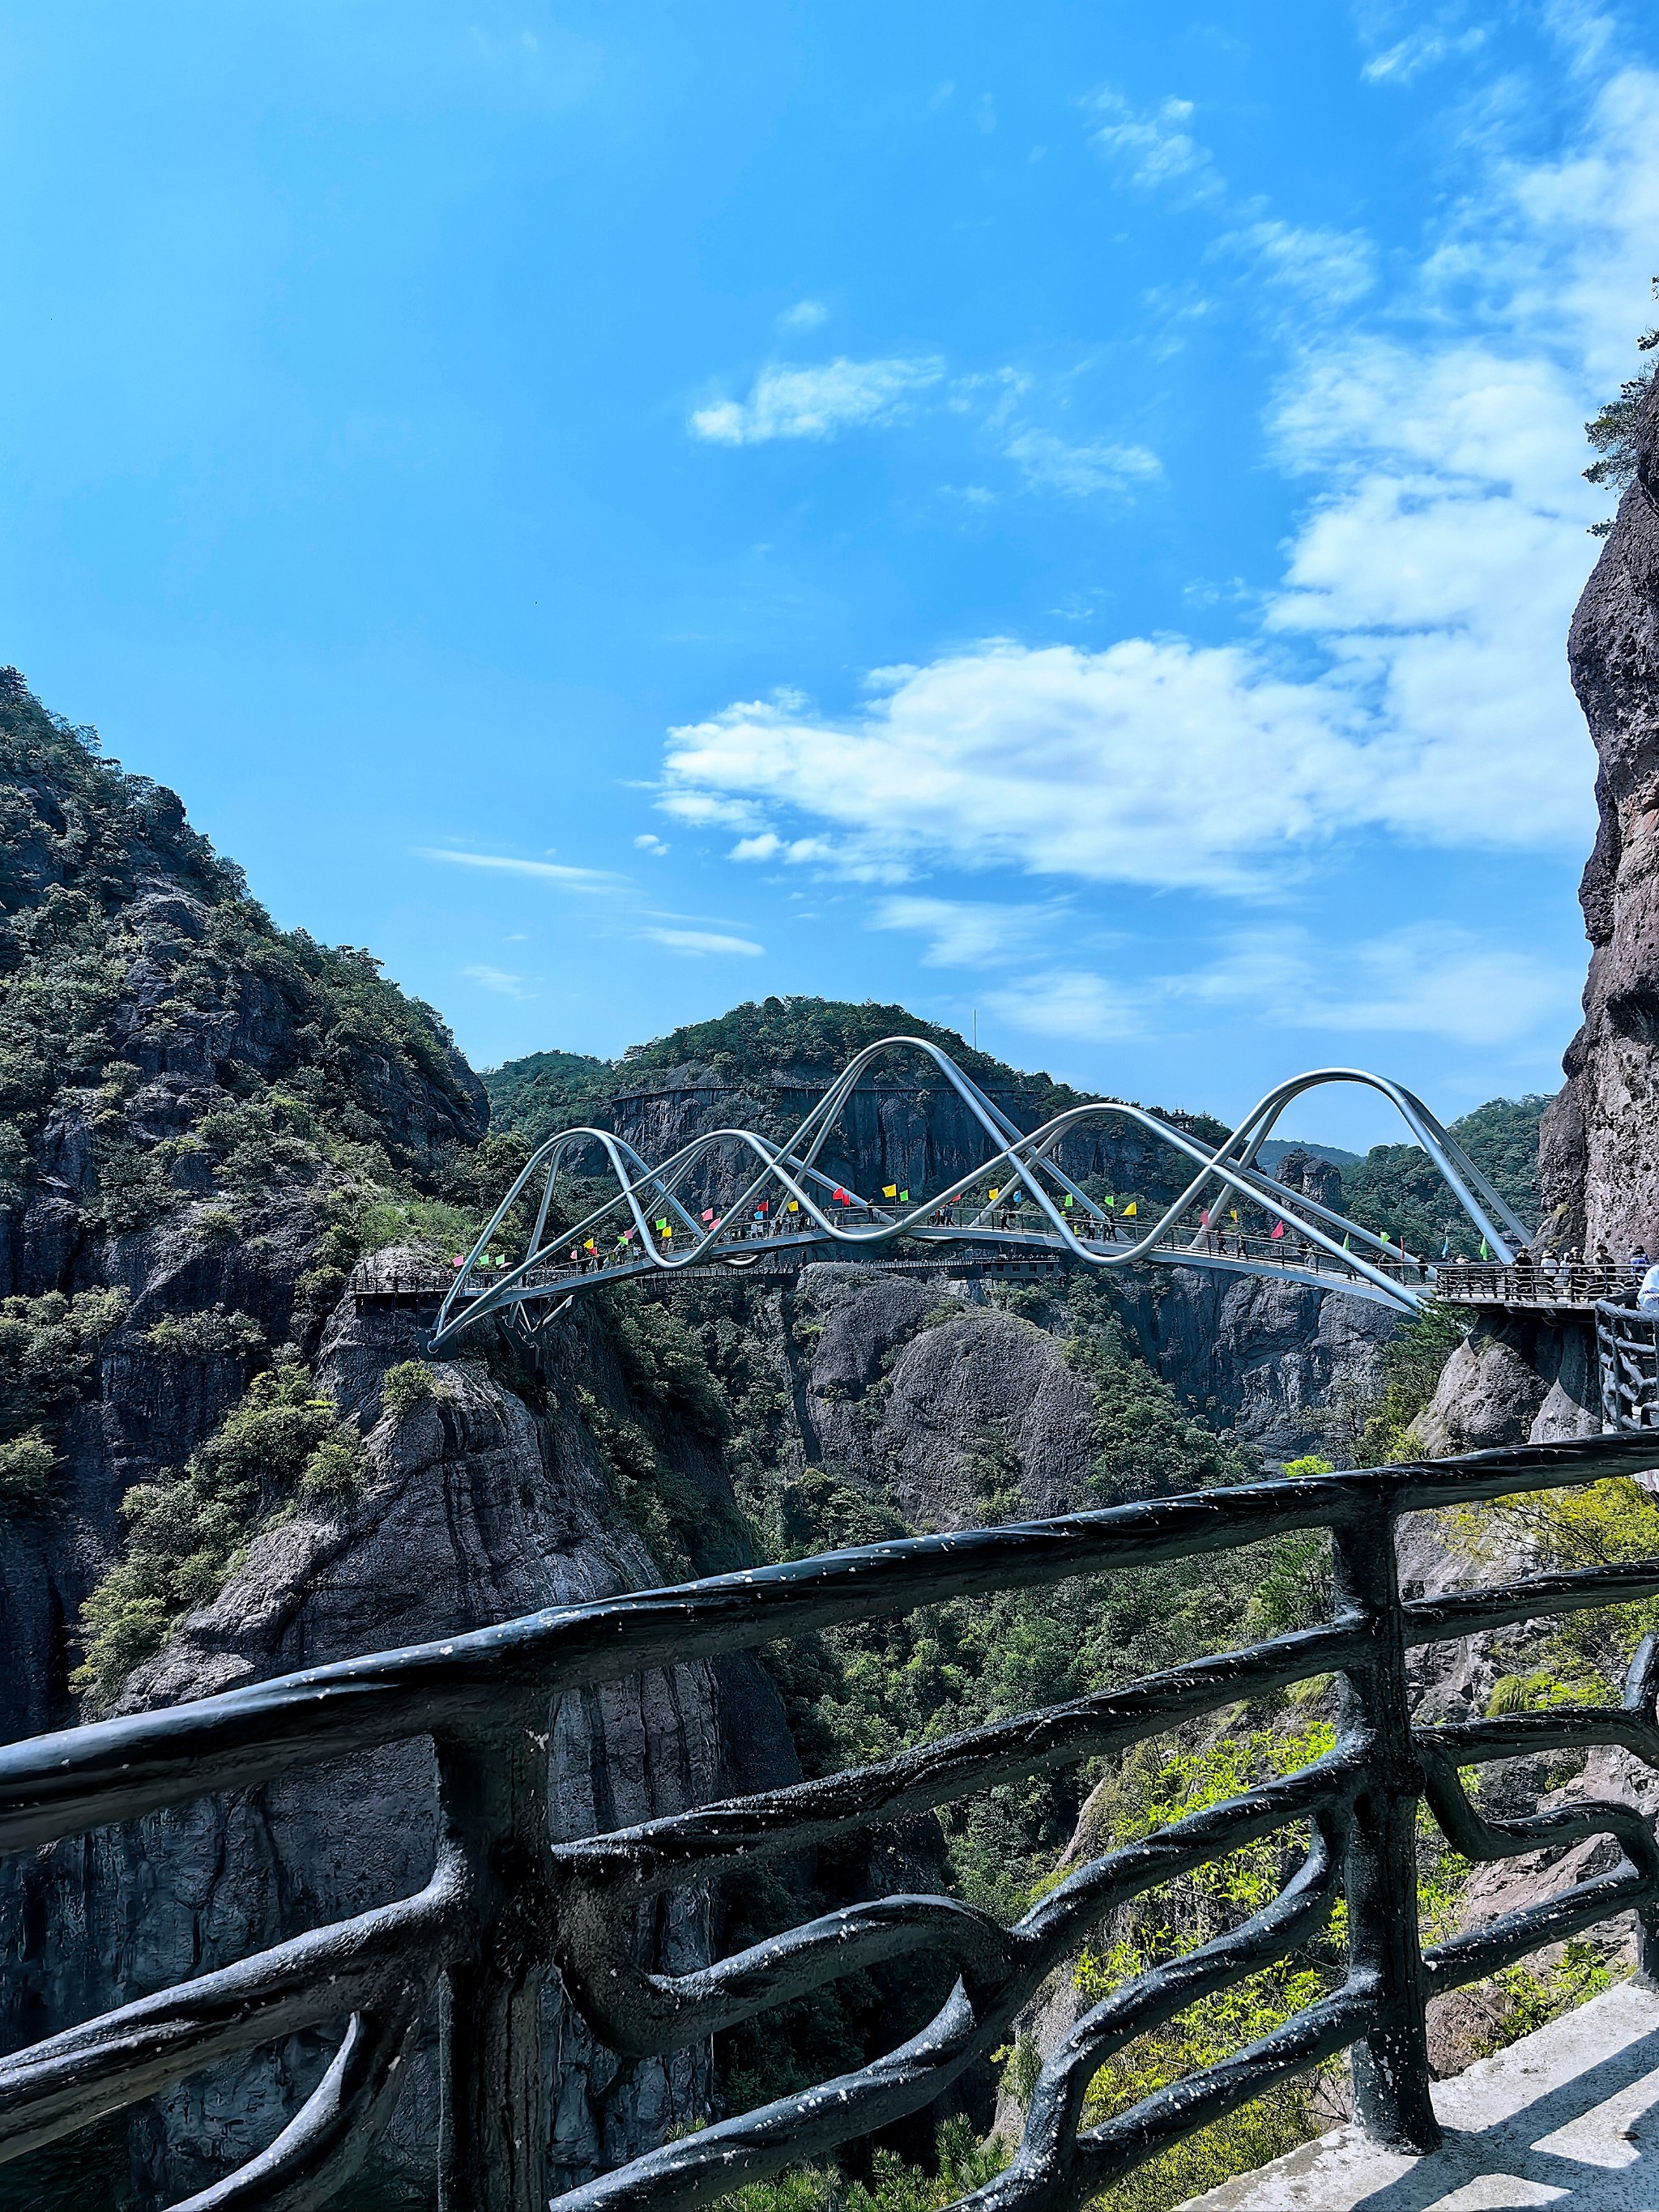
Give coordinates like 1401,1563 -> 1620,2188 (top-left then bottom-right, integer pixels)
756,1200 -> 769,1213
899,1190 -> 909,1202
1102,1195 -> 1115,1210
1230,1209 -> 1239,1224
989,1187 -> 1000,1202
787,1200 -> 800,1213
656,1219 -> 669,1234
701,1208 -> 716,1222
1479,1238 -> 1490,1259
1441,1234 -> 1450,1258
1270,1221 -> 1286,1241
883,1185 -> 898,1199
1123,1200 -> 1137,1218
1199,1210 -> 1209,1228
834,1187 -> 851,1204
1063,1195 -> 1074,1210
451,1256 -> 464,1270
584,1239 -> 596,1252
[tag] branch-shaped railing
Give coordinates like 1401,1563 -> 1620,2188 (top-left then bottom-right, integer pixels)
431,1041 -> 1533,1349
5,1437 -> 1659,2210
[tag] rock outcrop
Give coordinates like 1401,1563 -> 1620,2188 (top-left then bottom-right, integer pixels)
1542,368 -> 1659,1253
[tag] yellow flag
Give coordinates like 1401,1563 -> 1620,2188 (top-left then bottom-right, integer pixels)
787,1200 -> 799,1212
989,1187 -> 1000,1201
1229,1209 -> 1239,1223
883,1185 -> 897,1198
1124,1200 -> 1137,1217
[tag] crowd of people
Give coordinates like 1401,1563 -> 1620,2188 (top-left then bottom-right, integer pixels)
520,1186 -> 1659,1309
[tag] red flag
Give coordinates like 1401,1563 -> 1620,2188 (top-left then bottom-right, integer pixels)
756,1200 -> 769,1213
1270,1221 -> 1286,1240
833,1187 -> 851,1204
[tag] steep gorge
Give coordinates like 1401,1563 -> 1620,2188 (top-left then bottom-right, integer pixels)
0,675 -> 1548,2208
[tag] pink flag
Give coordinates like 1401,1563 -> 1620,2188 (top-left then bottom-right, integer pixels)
701,1208 -> 716,1222
1270,1221 -> 1286,1240
1199,1211 -> 1209,1228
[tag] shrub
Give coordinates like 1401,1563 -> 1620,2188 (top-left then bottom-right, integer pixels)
143,1307 -> 266,1360
0,1285 -> 130,1516
73,1361 -> 364,1700
381,1361 -> 438,1422
0,1430 -> 55,1508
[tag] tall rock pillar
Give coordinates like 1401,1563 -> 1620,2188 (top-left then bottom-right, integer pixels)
1543,368 -> 1659,1252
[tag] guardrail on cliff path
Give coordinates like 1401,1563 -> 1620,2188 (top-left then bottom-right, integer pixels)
6,1436 -> 1659,2211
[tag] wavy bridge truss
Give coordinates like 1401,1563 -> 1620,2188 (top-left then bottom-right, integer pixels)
432,1039 -> 1532,1353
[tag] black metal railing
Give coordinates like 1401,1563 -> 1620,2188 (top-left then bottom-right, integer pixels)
6,1437 -> 1659,2211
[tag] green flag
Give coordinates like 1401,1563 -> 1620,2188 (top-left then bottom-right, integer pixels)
1102,1195 -> 1115,1210
1480,1238 -> 1489,1259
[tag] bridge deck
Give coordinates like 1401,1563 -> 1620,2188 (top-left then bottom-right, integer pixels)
361,1234 -> 1638,1336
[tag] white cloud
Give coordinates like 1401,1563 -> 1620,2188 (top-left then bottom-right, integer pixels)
634,833 -> 669,855
778,298 -> 829,330
1004,432 -> 1162,499
872,896 -> 1058,966
984,927 -> 1579,1052
663,69 -> 1659,891
1216,219 -> 1375,308
689,357 -> 945,445
1361,27 -> 1486,84
642,927 -> 765,957
415,846 -> 621,889
463,963 -> 538,1000
1085,87 -> 1225,207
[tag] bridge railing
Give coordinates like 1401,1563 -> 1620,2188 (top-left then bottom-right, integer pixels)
1437,1262 -> 1638,1309
8,1437 -> 1659,2212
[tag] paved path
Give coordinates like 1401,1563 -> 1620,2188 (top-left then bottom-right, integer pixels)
1180,1982 -> 1659,2210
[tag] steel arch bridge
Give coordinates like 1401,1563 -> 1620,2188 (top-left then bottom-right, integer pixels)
429,1038 -> 1533,1353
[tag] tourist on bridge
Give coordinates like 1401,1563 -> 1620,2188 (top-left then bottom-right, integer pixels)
1640,1260 -> 1659,1314
1632,1244 -> 1652,1281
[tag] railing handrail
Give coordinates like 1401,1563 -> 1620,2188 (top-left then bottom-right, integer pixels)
7,1435 -> 1659,2211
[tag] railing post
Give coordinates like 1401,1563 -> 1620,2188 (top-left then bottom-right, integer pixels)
437,1704 -> 553,2212
1331,1497 -> 1440,2153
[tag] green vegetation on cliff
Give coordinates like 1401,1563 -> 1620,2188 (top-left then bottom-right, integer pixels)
484,994 -> 1230,1152
1338,1093 -> 1549,1256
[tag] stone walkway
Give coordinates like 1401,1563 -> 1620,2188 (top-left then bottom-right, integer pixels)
1181,1982 -> 1659,2210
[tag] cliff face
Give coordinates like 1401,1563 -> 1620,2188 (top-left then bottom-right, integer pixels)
1542,369 -> 1659,1251
0,692 -> 789,2202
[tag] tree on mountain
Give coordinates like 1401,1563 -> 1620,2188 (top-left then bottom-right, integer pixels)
1584,279 -> 1658,536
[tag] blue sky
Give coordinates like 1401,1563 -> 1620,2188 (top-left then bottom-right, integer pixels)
2,2 -> 1657,1147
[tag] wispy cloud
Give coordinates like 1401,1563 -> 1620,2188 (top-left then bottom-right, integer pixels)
462,963 -> 538,1000
689,357 -> 945,445
1085,87 -> 1226,207
1004,431 -> 1162,499
1361,26 -> 1486,83
872,895 -> 1060,967
778,298 -> 828,330
641,927 -> 765,957
983,927 -> 1580,1052
415,846 -> 621,889
1213,219 -> 1375,309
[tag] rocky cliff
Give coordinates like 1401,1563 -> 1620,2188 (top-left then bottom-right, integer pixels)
0,685 -> 791,2204
1542,365 -> 1659,1253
